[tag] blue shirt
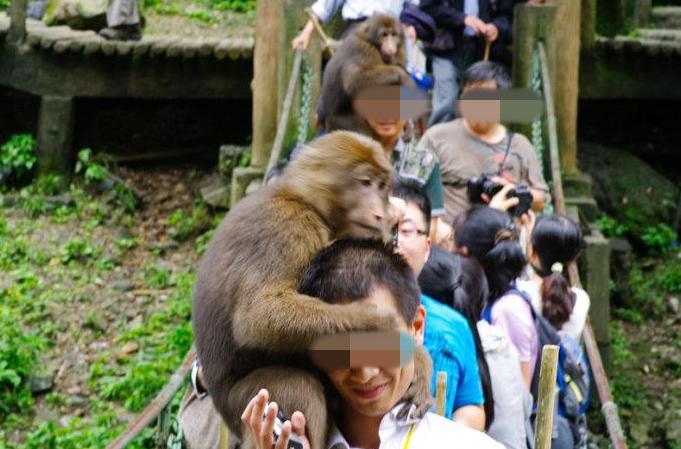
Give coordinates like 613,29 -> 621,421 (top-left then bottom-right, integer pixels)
422,294 -> 484,419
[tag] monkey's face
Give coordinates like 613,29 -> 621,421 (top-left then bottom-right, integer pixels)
340,163 -> 391,239
364,17 -> 404,64
324,286 -> 424,417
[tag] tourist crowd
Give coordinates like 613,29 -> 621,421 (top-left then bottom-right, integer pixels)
181,2 -> 591,449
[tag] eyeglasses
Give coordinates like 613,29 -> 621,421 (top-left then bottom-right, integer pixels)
398,226 -> 428,240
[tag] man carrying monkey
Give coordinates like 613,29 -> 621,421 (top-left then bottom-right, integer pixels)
241,239 -> 503,449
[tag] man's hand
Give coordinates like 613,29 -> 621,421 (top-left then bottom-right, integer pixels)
464,16 -> 487,35
291,20 -> 315,51
482,23 -> 499,43
242,389 -> 311,449
484,183 -> 519,212
404,25 -> 417,43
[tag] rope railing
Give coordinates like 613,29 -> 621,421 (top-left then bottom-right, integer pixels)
532,40 -> 629,449
105,347 -> 196,449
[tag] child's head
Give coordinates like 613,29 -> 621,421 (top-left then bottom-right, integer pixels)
453,206 -> 526,301
299,239 -> 425,418
529,214 -> 583,329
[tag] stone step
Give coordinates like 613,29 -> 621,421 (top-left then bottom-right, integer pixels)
596,35 -> 681,56
638,27 -> 681,40
651,6 -> 681,29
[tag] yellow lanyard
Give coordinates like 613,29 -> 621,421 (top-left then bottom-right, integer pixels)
401,423 -> 416,449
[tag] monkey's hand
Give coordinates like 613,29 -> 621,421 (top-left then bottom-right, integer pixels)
346,301 -> 400,333
396,346 -> 433,420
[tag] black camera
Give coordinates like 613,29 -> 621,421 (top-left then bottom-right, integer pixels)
467,174 -> 533,217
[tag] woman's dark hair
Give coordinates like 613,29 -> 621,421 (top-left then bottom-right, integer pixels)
454,206 -> 526,302
418,246 -> 495,429
299,238 -> 421,324
531,214 -> 583,330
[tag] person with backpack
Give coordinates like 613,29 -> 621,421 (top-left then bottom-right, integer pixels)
454,207 -> 590,449
419,247 -> 534,449
452,206 -> 538,388
516,214 -> 591,342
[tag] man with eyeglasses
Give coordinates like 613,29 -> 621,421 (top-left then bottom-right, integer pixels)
391,182 -> 486,431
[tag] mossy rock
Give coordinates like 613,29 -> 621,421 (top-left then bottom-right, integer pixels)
578,142 -> 679,233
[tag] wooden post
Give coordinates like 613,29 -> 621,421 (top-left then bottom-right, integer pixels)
512,4 -> 557,162
435,372 -> 447,417
8,0 -> 28,45
277,0 -> 321,157
250,0 -> 282,169
37,96 -> 75,175
250,0 -> 320,169
580,229 -> 612,368
235,0 -> 321,207
546,0 -> 580,175
581,0 -> 597,51
534,345 -> 559,449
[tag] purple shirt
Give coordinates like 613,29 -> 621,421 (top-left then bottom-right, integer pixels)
490,293 -> 538,375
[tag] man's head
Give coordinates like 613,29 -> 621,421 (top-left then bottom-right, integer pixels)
391,182 -> 432,276
299,239 -> 425,417
459,61 -> 511,135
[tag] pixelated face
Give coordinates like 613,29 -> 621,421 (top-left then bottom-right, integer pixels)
324,286 -> 423,417
460,80 -> 500,134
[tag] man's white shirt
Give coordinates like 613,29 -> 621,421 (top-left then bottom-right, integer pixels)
327,404 -> 505,449
311,0 -> 419,24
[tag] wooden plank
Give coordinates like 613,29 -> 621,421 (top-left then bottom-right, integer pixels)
82,37 -> 102,55
100,38 -> 118,56
181,40 -> 200,59
166,40 -> 183,58
150,36 -> 178,57
131,36 -> 163,57
115,40 -> 134,56
198,38 -> 218,57
214,40 -> 231,60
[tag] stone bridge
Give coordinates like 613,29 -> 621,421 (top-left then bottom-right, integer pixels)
0,11 -> 254,172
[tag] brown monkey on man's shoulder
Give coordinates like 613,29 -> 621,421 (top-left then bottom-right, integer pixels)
192,131 -> 432,449
319,14 -> 414,136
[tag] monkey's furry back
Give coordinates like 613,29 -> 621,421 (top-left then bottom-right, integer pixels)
191,131 -> 392,400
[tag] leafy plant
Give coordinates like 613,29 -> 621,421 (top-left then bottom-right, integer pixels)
59,238 -> 95,263
596,216 -> 625,238
208,0 -> 255,12
168,205 -> 211,241
144,264 -> 173,289
0,305 -> 44,419
640,224 -> 677,255
75,149 -> 107,184
0,134 -> 37,187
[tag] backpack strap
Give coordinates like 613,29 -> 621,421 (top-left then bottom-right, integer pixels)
482,304 -> 493,323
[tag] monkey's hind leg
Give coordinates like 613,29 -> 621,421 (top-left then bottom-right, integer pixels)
224,366 -> 328,449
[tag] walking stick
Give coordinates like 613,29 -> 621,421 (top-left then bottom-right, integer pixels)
483,40 -> 491,61
534,345 -> 560,449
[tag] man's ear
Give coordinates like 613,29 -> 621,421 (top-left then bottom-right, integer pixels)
411,305 -> 426,346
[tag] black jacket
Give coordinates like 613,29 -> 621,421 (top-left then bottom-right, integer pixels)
418,0 -> 513,58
